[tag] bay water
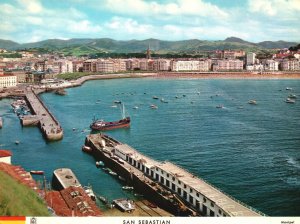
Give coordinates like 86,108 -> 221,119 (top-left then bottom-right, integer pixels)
0,78 -> 299,216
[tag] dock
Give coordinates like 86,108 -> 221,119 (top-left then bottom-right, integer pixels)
112,198 -> 135,212
25,88 -> 63,141
52,168 -> 81,190
85,133 -> 265,217
19,115 -> 40,126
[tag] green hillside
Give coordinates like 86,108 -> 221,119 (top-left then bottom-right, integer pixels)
0,171 -> 49,216
1,37 -> 298,56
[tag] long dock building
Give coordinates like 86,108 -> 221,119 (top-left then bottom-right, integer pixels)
85,133 -> 265,217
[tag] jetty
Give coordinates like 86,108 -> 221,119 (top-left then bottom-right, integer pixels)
85,133 -> 265,217
25,88 -> 63,141
52,168 -> 81,190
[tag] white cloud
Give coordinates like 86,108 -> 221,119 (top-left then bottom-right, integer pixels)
17,0 -> 43,14
248,0 -> 300,17
68,20 -> 102,33
103,0 -> 228,19
106,17 -> 152,34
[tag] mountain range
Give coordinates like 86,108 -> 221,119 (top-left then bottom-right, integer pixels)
0,37 -> 298,55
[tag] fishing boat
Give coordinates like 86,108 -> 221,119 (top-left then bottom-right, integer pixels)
95,161 -> 105,167
150,104 -> 158,109
216,105 -> 223,109
122,186 -> 134,190
90,104 -> 130,131
82,145 -> 92,153
248,100 -> 257,105
152,96 -> 159,99
83,185 -> 96,201
286,98 -> 295,104
286,87 -> 293,90
30,170 -> 44,175
288,94 -> 297,99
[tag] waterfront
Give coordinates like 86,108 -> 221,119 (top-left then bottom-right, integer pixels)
0,78 -> 300,216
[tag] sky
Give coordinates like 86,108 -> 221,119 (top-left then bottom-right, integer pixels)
0,0 -> 299,43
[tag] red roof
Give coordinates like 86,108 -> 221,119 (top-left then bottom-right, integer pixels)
0,150 -> 12,157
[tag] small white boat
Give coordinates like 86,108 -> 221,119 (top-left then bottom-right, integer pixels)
288,94 -> 297,99
150,104 -> 158,109
133,106 -> 139,109
216,105 -> 223,109
15,140 -> 20,145
286,87 -> 293,90
83,185 -> 96,201
109,171 -> 118,176
286,98 -> 296,104
95,161 -> 105,167
152,96 -> 159,99
248,100 -> 257,105
122,186 -> 134,190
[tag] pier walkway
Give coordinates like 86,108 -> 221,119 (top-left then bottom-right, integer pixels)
25,88 -> 63,141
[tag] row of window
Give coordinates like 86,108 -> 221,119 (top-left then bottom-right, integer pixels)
124,155 -> 226,217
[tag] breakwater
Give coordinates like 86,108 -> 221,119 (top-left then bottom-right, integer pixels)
25,88 -> 63,141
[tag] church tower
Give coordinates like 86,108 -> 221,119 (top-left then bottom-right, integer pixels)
146,44 -> 151,59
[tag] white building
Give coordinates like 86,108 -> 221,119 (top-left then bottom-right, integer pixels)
246,64 -> 263,71
215,59 -> 243,71
171,60 -> 210,72
0,150 -> 12,164
280,59 -> 300,71
262,60 -> 279,71
0,75 -> 17,88
246,53 -> 256,65
112,142 -> 261,217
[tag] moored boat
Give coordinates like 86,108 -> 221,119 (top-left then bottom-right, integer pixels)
82,145 -> 92,153
95,161 -> 105,167
83,185 -> 96,201
122,186 -> 134,190
150,104 -> 158,109
286,98 -> 296,104
288,94 -> 297,99
0,117 -> 2,129
30,170 -> 44,175
90,104 -> 130,131
216,105 -> 223,109
248,100 -> 257,105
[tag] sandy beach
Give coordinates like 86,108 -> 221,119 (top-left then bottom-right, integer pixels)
153,72 -> 300,79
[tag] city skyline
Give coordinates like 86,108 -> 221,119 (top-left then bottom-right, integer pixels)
0,0 -> 300,43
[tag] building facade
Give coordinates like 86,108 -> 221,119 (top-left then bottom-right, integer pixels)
0,75 -> 17,88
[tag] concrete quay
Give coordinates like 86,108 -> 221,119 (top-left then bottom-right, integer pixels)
25,88 -> 63,141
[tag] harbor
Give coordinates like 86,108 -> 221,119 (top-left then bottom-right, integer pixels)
1,78 -> 300,216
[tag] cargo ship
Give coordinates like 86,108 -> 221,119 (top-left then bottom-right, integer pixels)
90,103 -> 130,131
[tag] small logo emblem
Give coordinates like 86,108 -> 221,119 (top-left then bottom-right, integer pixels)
30,217 -> 37,224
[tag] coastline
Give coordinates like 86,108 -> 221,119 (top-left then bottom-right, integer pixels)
70,72 -> 300,86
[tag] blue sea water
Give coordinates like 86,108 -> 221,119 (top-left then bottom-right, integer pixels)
0,78 -> 300,216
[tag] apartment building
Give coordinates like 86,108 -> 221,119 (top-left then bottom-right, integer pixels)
171,60 -> 210,72
280,59 -> 300,71
0,75 -> 17,88
262,59 -> 279,71
214,59 -> 243,71
246,53 -> 256,65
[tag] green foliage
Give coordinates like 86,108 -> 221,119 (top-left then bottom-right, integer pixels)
0,171 -> 49,216
289,44 -> 300,51
57,72 -> 94,80
0,53 -> 22,58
